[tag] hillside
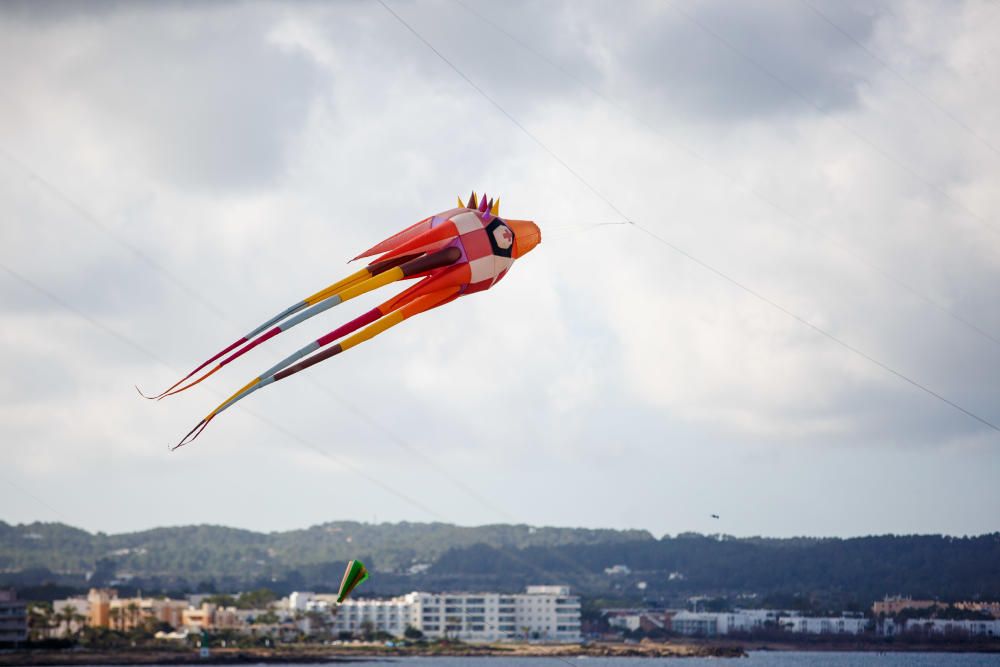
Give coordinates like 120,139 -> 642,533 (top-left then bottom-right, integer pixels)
2,521 -> 998,610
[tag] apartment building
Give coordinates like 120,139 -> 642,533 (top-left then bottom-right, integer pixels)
332,585 -> 581,643
784,616 -> 869,634
902,618 -> 1000,637
671,609 -> 867,636
872,596 -> 938,615
50,586 -> 581,642
0,590 -> 27,646
53,589 -> 187,632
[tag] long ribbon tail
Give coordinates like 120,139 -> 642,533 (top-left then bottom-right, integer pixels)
142,266 -> 374,400
153,251 -> 443,399
172,285 -> 461,449
271,286 -> 461,383
212,263 -> 467,400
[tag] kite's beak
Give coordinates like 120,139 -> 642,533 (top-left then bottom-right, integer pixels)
508,219 -> 541,258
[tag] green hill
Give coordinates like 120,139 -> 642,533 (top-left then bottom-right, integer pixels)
2,521 -> 998,612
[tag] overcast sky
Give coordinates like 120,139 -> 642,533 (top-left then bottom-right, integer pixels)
1,0 -> 998,539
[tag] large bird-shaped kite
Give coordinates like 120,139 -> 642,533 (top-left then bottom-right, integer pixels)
145,193 -> 540,449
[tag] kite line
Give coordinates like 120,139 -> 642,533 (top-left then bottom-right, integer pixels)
450,0 -> 1000,348
801,0 -> 1000,160
377,0 -> 999,434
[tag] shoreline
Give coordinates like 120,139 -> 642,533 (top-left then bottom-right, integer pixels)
1,641 -> 743,665
4,639 -> 1000,664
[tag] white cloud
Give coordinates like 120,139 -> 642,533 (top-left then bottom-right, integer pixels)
0,0 -> 997,538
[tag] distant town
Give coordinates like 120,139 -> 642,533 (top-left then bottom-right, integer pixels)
3,587 -> 999,650
3,520 -> 999,657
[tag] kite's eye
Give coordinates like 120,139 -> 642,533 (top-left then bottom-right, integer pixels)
492,222 -> 514,251
484,218 -> 515,258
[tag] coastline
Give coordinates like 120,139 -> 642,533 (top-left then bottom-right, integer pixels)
1,641 -> 744,665
5,638 -> 1000,665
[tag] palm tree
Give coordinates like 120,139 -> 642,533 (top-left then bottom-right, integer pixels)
109,608 -> 122,632
141,607 -> 158,634
57,604 -> 79,637
27,603 -> 54,640
126,602 -> 140,631
68,608 -> 86,639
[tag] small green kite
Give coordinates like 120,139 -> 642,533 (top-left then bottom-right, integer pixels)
338,559 -> 369,603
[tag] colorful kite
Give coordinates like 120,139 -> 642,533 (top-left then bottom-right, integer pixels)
144,193 -> 541,449
338,559 -> 369,603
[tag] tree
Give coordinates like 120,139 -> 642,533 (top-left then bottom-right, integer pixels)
404,625 -> 424,640
71,611 -> 86,638
237,589 -> 277,609
254,611 -> 280,625
305,610 -> 331,637
108,608 -> 121,632
125,602 -> 140,631
57,603 -> 85,639
27,602 -> 55,641
204,594 -> 237,608
139,607 -> 160,635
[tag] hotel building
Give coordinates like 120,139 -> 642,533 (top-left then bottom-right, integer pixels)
330,585 -> 581,642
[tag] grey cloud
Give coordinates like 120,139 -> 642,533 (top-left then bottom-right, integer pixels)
1,0 -> 998,538
378,0 -> 880,126
2,2 -> 328,191
608,0 -> 880,120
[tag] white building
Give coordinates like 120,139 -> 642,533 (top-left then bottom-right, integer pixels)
289,591 -> 316,612
606,609 -> 669,633
671,609 -> 787,636
331,585 -> 581,643
784,616 -> 869,635
903,618 -> 1000,637
52,596 -> 91,636
607,613 -> 642,632
671,610 -> 869,637
0,591 -> 27,645
670,611 -> 721,636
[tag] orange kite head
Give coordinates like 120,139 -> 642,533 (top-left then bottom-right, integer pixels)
507,219 -> 541,258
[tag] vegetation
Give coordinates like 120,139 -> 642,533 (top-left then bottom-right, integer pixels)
236,588 -> 278,609
3,521 -> 999,610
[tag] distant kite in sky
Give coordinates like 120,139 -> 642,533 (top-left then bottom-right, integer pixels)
711,514 -> 720,519
142,193 -> 541,449
338,560 -> 369,603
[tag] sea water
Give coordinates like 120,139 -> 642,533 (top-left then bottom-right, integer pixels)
370,653 -> 1000,666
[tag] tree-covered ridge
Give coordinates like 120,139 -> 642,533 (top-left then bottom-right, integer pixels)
0,520 -> 653,577
443,532 -> 1000,604
2,521 -> 998,609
